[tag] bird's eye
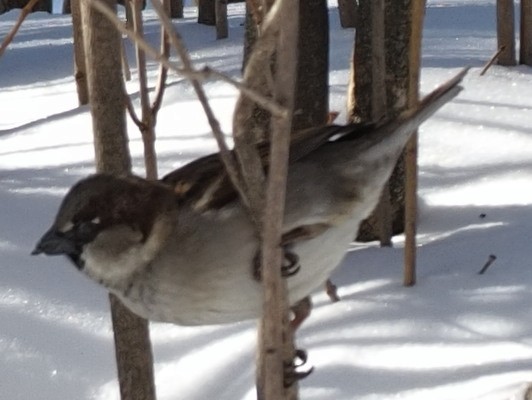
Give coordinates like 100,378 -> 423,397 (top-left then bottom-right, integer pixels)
73,219 -> 102,243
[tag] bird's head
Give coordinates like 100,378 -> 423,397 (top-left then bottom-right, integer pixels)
32,174 -> 176,275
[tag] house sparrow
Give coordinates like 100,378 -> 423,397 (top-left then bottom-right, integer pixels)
32,70 -> 465,326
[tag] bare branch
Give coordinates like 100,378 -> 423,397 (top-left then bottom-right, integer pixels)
152,11 -> 170,114
124,93 -> 145,129
150,0 -> 253,213
205,66 -> 287,119
0,0 -> 40,58
258,0 -> 300,397
90,0 -> 286,119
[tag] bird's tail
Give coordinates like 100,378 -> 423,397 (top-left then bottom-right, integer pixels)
335,67 -> 468,160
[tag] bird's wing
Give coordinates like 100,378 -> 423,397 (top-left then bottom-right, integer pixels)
161,123 -> 370,211
162,67 -> 467,212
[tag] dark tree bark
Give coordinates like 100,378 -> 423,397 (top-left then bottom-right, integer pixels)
337,0 -> 358,28
215,0 -> 228,39
240,0 -> 328,136
496,0 -> 516,65
521,0 -> 532,65
198,0 -> 243,25
63,0 -> 142,14
169,0 -> 183,18
292,0 -> 329,130
349,0 -> 418,242
0,0 -> 50,14
80,0 -> 157,399
198,0 -> 215,25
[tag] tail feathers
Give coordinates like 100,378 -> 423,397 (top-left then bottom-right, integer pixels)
396,67 -> 468,133
337,67 -> 468,150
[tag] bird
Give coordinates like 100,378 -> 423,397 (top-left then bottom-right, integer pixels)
32,70 -> 465,326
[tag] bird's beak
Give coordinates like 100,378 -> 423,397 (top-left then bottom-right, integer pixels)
31,227 -> 77,256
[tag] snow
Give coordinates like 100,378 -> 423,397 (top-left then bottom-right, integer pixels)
1,1 -> 532,399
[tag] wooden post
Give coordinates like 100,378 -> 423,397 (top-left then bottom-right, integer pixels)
496,0 -> 516,65
404,0 -> 426,287
520,0 -> 532,65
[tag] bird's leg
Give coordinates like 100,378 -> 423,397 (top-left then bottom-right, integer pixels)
252,223 -> 331,281
290,296 -> 312,331
325,279 -> 341,302
283,348 -> 314,388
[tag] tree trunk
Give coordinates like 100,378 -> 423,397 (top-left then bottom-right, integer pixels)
0,0 -> 51,14
80,0 -> 157,399
292,0 -> 329,130
215,0 -> 228,39
521,0 -> 532,65
198,0 -> 215,25
496,0 -> 516,66
0,0 -> 52,14
63,0 -> 71,14
337,0 -> 357,28
71,0 -> 89,105
169,0 -> 183,18
349,0 -> 416,242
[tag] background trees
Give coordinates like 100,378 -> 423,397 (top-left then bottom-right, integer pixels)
2,0 -> 528,400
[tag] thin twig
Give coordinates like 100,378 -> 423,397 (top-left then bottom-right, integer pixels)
124,93 -> 145,129
205,66 -> 287,118
151,2 -> 170,115
480,46 -> 506,76
90,0 -> 286,119
0,0 -> 40,58
150,0 -> 251,211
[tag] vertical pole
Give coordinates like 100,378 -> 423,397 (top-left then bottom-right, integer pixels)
404,0 -> 426,287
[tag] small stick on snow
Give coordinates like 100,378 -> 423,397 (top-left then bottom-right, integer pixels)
480,46 -> 506,76
478,254 -> 497,274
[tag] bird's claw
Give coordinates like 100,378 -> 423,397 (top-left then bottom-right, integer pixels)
283,348 -> 314,388
281,250 -> 300,277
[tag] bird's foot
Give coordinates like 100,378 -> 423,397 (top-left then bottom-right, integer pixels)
284,349 -> 314,388
281,249 -> 300,277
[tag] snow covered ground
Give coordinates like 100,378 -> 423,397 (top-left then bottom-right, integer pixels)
1,1 -> 532,399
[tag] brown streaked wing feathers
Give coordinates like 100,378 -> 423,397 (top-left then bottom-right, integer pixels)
161,123 -> 371,211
